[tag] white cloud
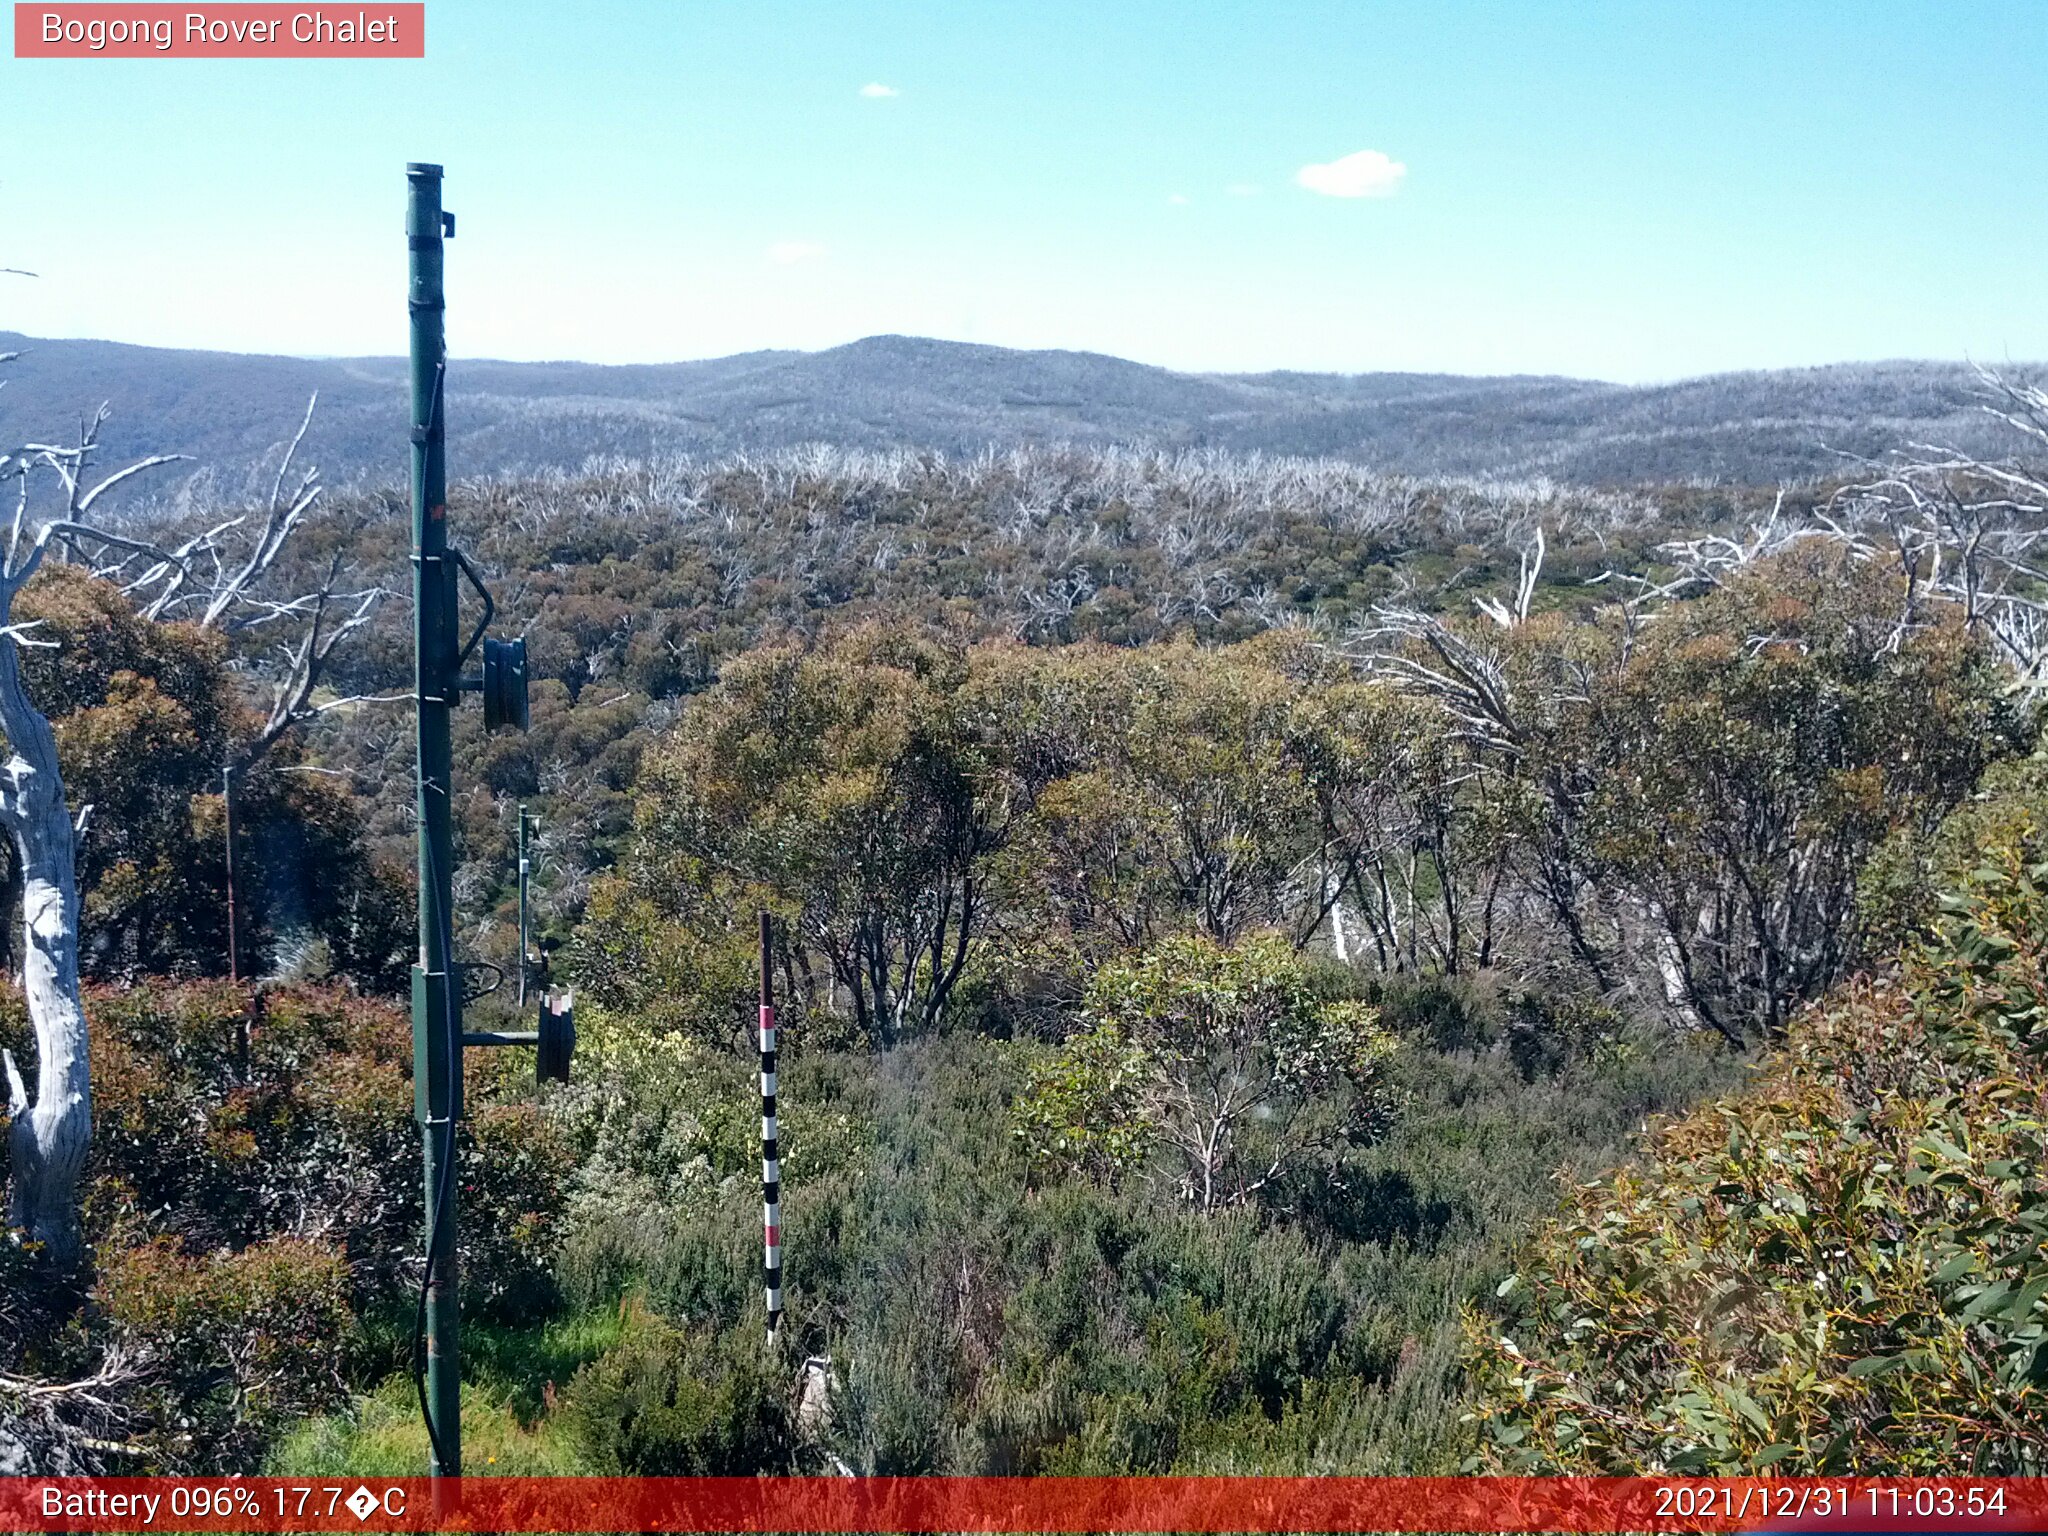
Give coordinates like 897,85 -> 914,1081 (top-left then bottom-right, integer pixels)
1294,149 -> 1406,199
766,240 -> 827,266
859,82 -> 899,98
1167,192 -> 1191,206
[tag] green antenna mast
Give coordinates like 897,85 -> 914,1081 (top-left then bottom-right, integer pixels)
406,162 -> 566,1481
407,160 -> 462,1480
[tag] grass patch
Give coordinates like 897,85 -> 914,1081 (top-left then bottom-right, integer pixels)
269,1377 -> 592,1477
270,1307 -> 626,1476
463,1305 -> 629,1424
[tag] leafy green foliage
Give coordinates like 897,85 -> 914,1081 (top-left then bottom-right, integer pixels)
11,566 -> 408,988
35,981 -> 569,1323
556,1302 -> 793,1474
289,450 -> 1800,980
551,999 -> 873,1221
1010,1019 -> 1155,1186
1547,549 -> 2019,1039
0,981 -> 575,1470
538,998 -> 1737,1476
598,556 -> 2001,1053
1465,774 -> 2048,1472
1017,933 -> 1396,1211
568,887 -> 759,1050
96,1236 -> 352,1472
592,626 -> 1009,1046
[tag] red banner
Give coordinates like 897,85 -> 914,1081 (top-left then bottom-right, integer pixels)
1,1477 -> 2043,1533
12,4 -> 423,57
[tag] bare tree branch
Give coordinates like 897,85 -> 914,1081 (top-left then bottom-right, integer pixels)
0,367 -> 386,1257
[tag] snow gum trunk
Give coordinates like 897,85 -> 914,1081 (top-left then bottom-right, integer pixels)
0,633 -> 89,1266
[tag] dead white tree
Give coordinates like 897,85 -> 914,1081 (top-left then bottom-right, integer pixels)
0,407 -> 186,1262
68,395 -> 396,768
1823,370 -> 2048,694
1351,604 -> 1524,757
1345,531 -> 1629,996
0,387 -> 389,1262
1355,524 -> 1552,751
1474,524 -> 1545,629
0,1348 -> 136,1473
1604,371 -> 2048,692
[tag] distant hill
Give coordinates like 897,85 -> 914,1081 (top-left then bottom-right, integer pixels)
0,331 -> 2032,494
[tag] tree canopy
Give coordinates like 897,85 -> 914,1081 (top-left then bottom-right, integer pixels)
1465,750 -> 2048,1473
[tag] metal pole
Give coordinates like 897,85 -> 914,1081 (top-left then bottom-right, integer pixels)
407,161 -> 462,1481
516,804 -> 530,1007
759,910 -> 782,1344
222,765 -> 238,983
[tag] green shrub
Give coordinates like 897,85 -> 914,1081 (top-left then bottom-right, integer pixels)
84,983 -> 414,1289
75,980 -> 573,1325
1014,932 -> 1396,1211
1858,740 -> 2048,955
96,1236 -> 352,1471
461,1101 -> 577,1323
557,1303 -> 793,1474
0,978 -> 576,1472
554,1004 -> 872,1205
1465,820 -> 2048,1473
1009,1021 -> 1154,1186
566,891 -> 761,1051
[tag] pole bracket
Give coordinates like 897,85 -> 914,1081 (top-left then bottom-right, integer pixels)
450,546 -> 495,667
459,991 -> 573,1086
411,964 -> 461,1124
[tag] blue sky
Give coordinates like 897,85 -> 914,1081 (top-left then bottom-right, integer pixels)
2,0 -> 2043,380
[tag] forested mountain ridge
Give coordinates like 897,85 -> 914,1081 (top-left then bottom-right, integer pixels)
0,329 -> 2031,490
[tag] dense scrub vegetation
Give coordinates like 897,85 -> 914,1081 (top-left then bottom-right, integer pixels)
575,548 -> 2011,1051
1467,749 -> 2048,1472
8,566 -> 405,988
0,982 -> 569,1470
233,447 -> 1908,989
526,985 -> 1737,1475
4,417 -> 2044,1472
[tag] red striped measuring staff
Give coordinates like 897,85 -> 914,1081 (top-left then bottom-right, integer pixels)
759,910 -> 783,1341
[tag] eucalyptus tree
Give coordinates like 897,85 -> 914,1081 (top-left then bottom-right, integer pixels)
1352,525 -> 2014,1041
0,404 -> 185,1261
1043,930 -> 1397,1213
1628,370 -> 2048,698
621,625 -> 1018,1047
1,384 -> 386,1262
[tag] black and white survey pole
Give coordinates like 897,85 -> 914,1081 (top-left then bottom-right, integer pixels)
406,162 -> 563,1482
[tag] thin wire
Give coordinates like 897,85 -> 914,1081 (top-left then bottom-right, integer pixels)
412,1112 -> 456,1473
412,788 -> 457,1471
